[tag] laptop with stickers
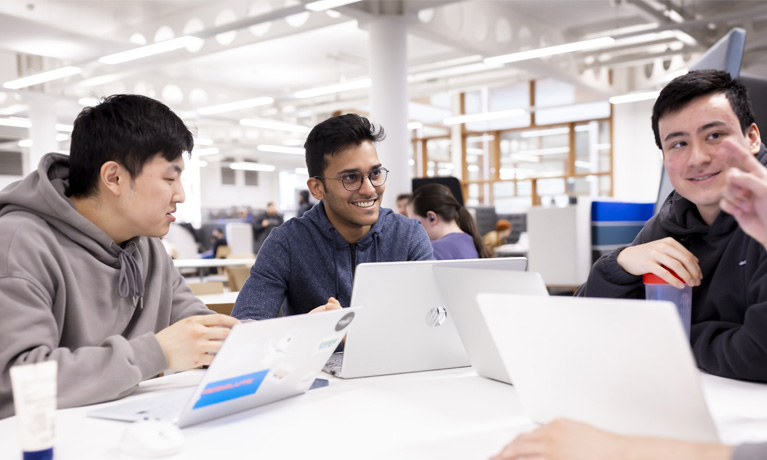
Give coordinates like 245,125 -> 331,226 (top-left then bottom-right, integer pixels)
88,307 -> 358,428
323,258 -> 527,379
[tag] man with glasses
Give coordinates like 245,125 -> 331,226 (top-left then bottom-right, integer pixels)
232,114 -> 434,320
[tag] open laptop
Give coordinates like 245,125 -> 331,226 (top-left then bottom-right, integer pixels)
433,267 -> 548,384
477,294 -> 719,443
88,307 -> 358,428
323,257 -> 527,379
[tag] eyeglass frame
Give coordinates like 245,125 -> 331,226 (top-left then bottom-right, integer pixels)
313,167 -> 389,192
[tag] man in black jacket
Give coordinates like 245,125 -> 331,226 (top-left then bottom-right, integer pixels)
577,70 -> 767,383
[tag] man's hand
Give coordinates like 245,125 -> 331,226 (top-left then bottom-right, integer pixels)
616,237 -> 701,289
309,297 -> 342,314
490,418 -> 732,460
156,314 -> 239,370
491,419 -> 627,460
720,150 -> 767,249
261,219 -> 270,227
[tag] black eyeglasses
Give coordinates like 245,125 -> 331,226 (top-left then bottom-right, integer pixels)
314,167 -> 389,192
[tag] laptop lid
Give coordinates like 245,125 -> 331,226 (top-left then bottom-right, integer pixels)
337,258 -> 526,378
477,294 -> 719,443
89,307 -> 357,427
433,268 -> 547,384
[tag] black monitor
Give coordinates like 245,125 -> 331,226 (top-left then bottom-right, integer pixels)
411,176 -> 464,205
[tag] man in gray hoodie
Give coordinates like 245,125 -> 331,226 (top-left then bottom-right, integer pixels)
232,114 -> 434,320
0,94 -> 238,418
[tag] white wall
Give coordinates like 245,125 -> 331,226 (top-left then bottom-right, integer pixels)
198,160 -> 279,211
612,99 -> 664,203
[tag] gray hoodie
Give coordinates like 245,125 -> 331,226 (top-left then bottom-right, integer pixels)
0,153 -> 210,418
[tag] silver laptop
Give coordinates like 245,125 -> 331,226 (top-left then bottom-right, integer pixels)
323,258 -> 527,379
88,307 -> 358,427
477,294 -> 719,443
433,267 -> 548,384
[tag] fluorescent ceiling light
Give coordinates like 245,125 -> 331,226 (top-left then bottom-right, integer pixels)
0,117 -> 32,128
295,167 -> 309,175
293,78 -> 371,98
55,133 -> 69,142
283,139 -> 305,146
18,139 -> 33,147
467,148 -> 484,155
56,123 -> 74,132
240,118 -> 310,133
0,104 -> 28,116
197,97 -> 274,115
484,37 -> 615,65
3,66 -> 82,90
443,108 -> 526,125
229,162 -> 276,172
305,0 -> 361,12
99,36 -> 204,65
609,90 -> 660,104
575,160 -> 595,170
407,121 -> 423,130
467,165 -> 480,172
193,147 -> 219,156
258,145 -> 305,155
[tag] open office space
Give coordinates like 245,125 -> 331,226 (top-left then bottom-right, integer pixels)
1,1 -> 767,459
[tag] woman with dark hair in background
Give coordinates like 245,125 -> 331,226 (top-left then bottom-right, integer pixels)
409,183 -> 492,260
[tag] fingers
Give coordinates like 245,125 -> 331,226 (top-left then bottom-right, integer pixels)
196,313 -> 240,327
733,147 -> 767,179
618,238 -> 701,288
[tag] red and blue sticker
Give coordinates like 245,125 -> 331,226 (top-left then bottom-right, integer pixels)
192,369 -> 269,409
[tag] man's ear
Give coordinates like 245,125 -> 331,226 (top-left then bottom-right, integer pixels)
747,123 -> 762,154
307,177 -> 325,201
100,161 -> 124,196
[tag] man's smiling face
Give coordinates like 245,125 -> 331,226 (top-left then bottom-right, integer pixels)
310,140 -> 385,242
659,92 -> 761,224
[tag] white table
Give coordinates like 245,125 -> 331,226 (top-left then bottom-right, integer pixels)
1,368 -> 766,460
173,258 -> 255,270
173,258 -> 255,281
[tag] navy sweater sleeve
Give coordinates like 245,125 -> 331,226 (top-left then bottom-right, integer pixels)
408,221 -> 435,261
231,231 -> 290,320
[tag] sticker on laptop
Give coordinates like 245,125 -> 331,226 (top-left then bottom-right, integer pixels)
335,311 -> 355,331
313,335 -> 341,355
192,369 -> 269,409
268,361 -> 296,385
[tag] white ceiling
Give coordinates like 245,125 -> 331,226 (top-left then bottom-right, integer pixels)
0,0 -> 766,169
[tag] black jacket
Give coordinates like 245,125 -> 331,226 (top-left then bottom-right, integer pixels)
577,144 -> 767,382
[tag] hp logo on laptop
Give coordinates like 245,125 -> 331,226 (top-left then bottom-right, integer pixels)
425,306 -> 448,327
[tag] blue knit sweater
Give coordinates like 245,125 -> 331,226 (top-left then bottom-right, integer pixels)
232,202 -> 434,319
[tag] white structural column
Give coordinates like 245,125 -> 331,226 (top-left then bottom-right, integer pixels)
26,93 -> 59,173
368,9 -> 409,210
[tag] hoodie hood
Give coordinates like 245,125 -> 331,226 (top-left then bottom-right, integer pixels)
0,152 -> 145,299
658,143 -> 767,239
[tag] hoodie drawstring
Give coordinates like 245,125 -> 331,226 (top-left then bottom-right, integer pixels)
114,241 -> 145,307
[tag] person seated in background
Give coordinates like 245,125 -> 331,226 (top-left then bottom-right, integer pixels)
409,183 -> 492,260
576,69 -> 767,383
201,228 -> 227,259
396,193 -> 411,216
492,141 -> 767,460
0,94 -> 237,419
482,219 -> 512,252
297,190 -> 312,217
252,202 -> 284,252
232,114 -> 433,320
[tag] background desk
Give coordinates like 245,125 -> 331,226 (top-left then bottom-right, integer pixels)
1,368 -> 766,459
196,291 -> 239,315
173,258 -> 255,281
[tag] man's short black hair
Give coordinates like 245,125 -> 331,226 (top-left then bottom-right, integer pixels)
68,94 -> 193,198
651,69 -> 756,149
304,113 -> 385,178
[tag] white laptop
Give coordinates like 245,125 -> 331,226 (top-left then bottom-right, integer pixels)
477,294 -> 719,443
88,307 -> 358,427
433,267 -> 548,384
323,258 -> 527,379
